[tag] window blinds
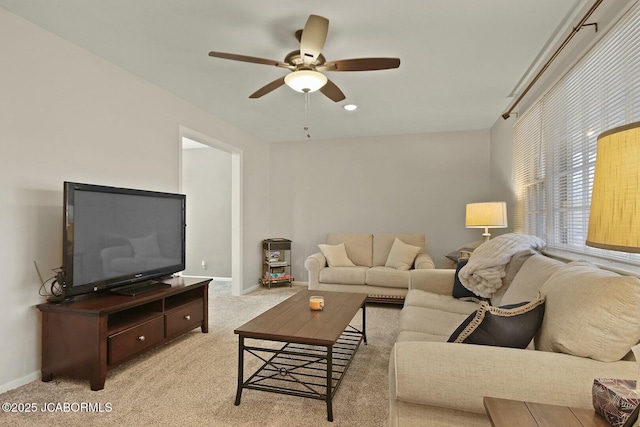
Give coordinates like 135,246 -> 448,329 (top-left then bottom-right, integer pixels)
514,2 -> 640,265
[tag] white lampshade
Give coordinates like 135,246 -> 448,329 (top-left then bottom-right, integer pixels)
586,121 -> 640,253
466,202 -> 508,241
284,70 -> 327,93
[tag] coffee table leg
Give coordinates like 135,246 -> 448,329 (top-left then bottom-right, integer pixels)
362,303 -> 367,345
235,335 -> 244,405
327,344 -> 333,422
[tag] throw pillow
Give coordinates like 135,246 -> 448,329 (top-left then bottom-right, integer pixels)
385,237 -> 421,270
536,260 -> 640,362
129,233 -> 162,259
448,293 -> 546,349
318,243 -> 356,267
452,259 -> 481,301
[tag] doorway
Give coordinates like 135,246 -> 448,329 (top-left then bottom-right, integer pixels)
179,126 -> 243,296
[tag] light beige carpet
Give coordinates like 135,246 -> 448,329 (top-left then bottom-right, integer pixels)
1,282 -> 400,426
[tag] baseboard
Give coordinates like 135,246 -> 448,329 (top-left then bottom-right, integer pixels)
244,281 -> 308,294
242,283 -> 260,294
0,370 -> 40,394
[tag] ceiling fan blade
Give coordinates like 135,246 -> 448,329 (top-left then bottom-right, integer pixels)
300,15 -> 329,65
249,77 -> 286,99
208,51 -> 293,69
320,79 -> 346,102
320,58 -> 401,72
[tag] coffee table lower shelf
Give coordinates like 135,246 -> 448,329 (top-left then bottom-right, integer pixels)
235,326 -> 365,422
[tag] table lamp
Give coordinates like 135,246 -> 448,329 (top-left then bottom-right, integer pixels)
466,202 -> 508,242
586,121 -> 640,426
586,121 -> 640,253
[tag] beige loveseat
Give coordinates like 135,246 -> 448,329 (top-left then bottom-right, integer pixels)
305,233 -> 448,299
390,249 -> 640,426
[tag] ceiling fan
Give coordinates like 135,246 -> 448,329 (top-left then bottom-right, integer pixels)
208,14 -> 401,102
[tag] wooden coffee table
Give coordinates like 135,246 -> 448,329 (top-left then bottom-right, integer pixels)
483,396 -> 609,427
234,290 -> 367,422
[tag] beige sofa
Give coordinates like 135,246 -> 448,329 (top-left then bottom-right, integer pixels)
389,249 -> 640,426
305,233 -> 449,299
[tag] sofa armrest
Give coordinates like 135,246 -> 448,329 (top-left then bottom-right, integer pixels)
304,252 -> 327,290
390,341 -> 636,415
409,269 -> 456,295
414,252 -> 436,269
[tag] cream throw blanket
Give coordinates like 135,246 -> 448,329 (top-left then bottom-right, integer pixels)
459,233 -> 545,298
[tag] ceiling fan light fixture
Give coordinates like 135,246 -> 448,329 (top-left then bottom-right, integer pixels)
284,70 -> 327,93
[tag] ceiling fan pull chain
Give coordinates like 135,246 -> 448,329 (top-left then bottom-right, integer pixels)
304,91 -> 311,138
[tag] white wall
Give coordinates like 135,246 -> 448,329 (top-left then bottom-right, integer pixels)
268,130 -> 495,279
0,8 -> 269,392
182,146 -> 232,277
489,115 -> 518,227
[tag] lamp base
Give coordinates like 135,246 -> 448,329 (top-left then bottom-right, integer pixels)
482,228 -> 491,242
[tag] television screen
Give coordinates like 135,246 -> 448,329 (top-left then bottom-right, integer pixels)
62,182 -> 186,298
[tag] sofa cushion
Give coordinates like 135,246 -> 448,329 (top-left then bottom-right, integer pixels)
404,289 -> 479,315
318,243 -> 356,267
366,266 -> 410,289
385,238 -> 422,270
536,261 -> 640,362
319,266 -> 368,285
326,233 -> 373,267
396,330 -> 450,343
448,294 -> 546,349
373,234 -> 425,267
399,305 -> 470,338
498,253 -> 564,306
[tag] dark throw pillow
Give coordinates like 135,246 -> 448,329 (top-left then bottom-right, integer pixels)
452,259 -> 483,301
447,293 -> 546,349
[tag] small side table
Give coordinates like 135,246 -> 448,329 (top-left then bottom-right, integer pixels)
483,396 -> 608,427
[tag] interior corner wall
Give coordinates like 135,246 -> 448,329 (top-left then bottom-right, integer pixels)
0,8 -> 269,392
267,130 -> 494,279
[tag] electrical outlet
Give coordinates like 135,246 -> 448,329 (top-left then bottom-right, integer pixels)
201,260 -> 208,270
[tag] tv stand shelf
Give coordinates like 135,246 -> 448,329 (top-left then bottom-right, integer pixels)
36,276 -> 210,390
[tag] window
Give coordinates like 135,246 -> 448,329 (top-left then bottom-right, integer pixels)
514,3 -> 640,266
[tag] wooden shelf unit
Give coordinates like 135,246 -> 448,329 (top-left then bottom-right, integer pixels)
36,276 -> 210,390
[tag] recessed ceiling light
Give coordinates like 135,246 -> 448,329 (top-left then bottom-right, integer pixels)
343,104 -> 358,111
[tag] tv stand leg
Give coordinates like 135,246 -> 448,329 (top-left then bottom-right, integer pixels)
90,375 -> 106,391
201,283 -> 209,333
41,371 -> 53,382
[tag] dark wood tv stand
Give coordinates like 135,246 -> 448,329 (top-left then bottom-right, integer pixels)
36,276 -> 211,390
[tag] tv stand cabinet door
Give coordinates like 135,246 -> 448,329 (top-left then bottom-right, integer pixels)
40,311 -> 107,391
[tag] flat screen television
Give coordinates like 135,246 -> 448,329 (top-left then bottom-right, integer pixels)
61,181 -> 186,298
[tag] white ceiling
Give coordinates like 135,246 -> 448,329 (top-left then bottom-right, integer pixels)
1,0 -> 595,142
